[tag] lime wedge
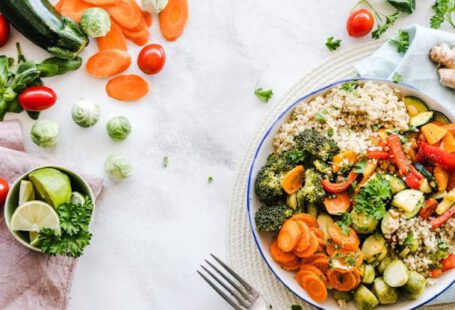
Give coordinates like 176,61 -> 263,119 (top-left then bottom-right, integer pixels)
10,201 -> 60,232
19,180 -> 35,205
70,192 -> 85,205
29,231 -> 40,247
29,168 -> 72,208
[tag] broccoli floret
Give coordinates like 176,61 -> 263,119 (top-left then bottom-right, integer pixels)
255,204 -> 296,233
295,129 -> 339,161
299,168 -> 326,203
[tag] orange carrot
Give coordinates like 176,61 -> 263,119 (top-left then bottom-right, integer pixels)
86,49 -> 131,78
294,232 -> 319,258
54,0 -> 64,10
294,221 -> 310,253
434,165 -> 449,192
298,273 -> 328,303
323,191 -> 351,215
277,219 -> 302,252
83,0 -> 119,4
60,0 -> 93,22
97,21 -> 128,51
104,0 -> 144,30
279,258 -> 301,271
298,265 -> 328,285
282,166 -> 305,194
326,239 -> 339,256
328,223 -> 360,251
159,0 -> 188,41
122,26 -> 150,46
291,213 -> 318,228
330,250 -> 363,273
143,11 -> 153,27
106,74 -> 149,101
327,270 -> 358,292
270,240 -> 296,264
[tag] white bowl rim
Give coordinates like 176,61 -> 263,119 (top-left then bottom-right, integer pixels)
4,164 -> 95,252
246,78 -> 455,309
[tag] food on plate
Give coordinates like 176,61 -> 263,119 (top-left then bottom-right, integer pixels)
18,86 -> 57,112
31,120 -> 60,148
0,0 -> 88,59
0,177 -> 9,204
430,42 -> 455,90
86,49 -> 131,78
0,14 -> 10,47
106,115 -> 131,141
71,98 -> 101,128
159,0 -> 188,41
347,9 -> 374,38
138,43 -> 166,75
254,81 -> 454,308
106,74 -> 149,101
80,8 -> 111,38
8,167 -> 94,257
140,0 -> 168,14
104,153 -> 133,180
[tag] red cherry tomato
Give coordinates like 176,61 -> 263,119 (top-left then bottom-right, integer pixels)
347,9 -> 374,38
18,86 -> 57,111
0,14 -> 10,47
137,44 -> 166,75
0,178 -> 9,205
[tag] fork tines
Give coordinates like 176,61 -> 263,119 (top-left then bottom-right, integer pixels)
197,254 -> 259,310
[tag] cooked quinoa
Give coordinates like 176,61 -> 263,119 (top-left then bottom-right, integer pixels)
273,81 -> 410,154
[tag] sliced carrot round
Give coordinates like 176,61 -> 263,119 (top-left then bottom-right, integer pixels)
291,213 -> 318,228
159,0 -> 188,41
83,0 -> 119,5
106,74 -> 149,101
297,267 -> 328,286
86,49 -> 131,78
104,0 -> 144,30
326,239 -> 340,256
122,26 -> 150,46
97,20 -> 128,51
330,250 -> 363,273
277,219 -> 301,252
294,231 -> 318,258
311,257 -> 330,274
279,258 -> 301,271
299,274 -> 328,303
327,269 -> 359,292
323,191 -> 351,215
270,240 -> 296,264
294,221 -> 310,253
328,223 -> 360,251
282,165 -> 305,194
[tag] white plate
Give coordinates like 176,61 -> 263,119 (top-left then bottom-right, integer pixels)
246,78 -> 455,309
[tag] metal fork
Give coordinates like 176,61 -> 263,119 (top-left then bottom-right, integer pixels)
197,254 -> 268,310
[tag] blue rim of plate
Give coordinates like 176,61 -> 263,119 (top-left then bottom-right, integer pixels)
246,77 -> 455,309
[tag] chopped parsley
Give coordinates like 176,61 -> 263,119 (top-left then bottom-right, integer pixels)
341,81 -> 359,92
163,156 -> 169,168
208,176 -> 214,183
346,255 -> 357,266
392,72 -> 403,83
354,174 -> 392,220
255,87 -> 273,103
353,159 -> 367,174
430,0 -> 455,30
328,127 -> 334,137
337,212 -> 353,235
315,112 -> 327,124
325,37 -> 341,51
372,11 -> 401,39
389,29 -> 410,53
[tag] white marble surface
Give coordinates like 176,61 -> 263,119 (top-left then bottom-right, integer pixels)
2,1 -> 444,309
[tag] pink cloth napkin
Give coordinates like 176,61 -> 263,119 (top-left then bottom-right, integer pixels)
0,120 -> 103,310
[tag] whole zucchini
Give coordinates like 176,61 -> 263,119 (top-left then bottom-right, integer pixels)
0,0 -> 88,59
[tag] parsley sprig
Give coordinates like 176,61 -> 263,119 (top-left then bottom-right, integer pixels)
337,212 -> 353,235
325,37 -> 342,52
354,174 -> 392,220
255,88 -> 273,103
431,0 -> 455,29
38,198 -> 93,258
389,30 -> 410,53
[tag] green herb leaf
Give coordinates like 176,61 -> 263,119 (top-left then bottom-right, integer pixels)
325,37 -> 341,52
315,112 -> 327,124
354,174 -> 392,220
430,0 -> 455,29
341,81 -> 359,92
392,72 -> 403,83
389,30 -> 410,53
353,159 -> 367,173
372,11 -> 401,39
163,156 -> 169,168
328,127 -> 334,137
405,230 -> 414,246
208,176 -> 214,183
387,0 -> 416,14
336,212 -> 353,235
255,88 -> 273,103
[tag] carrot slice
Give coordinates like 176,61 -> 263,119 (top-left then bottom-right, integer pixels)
277,219 -> 302,252
326,239 -> 339,256
122,26 -> 150,46
104,0 -> 144,30
83,0 -> 119,4
60,0 -> 93,22
294,221 -> 310,253
282,165 -> 305,194
270,240 -> 296,264
294,232 -> 319,258
143,11 -> 153,27
97,20 -> 128,51
327,269 -> 358,292
298,273 -> 328,303
323,191 -> 351,215
106,74 -> 149,101
55,0 -> 64,10
328,223 -> 360,251
305,252 -> 328,264
279,258 -> 301,271
86,49 -> 131,78
159,0 -> 188,41
330,250 -> 363,273
291,213 -> 318,228
298,265 -> 328,286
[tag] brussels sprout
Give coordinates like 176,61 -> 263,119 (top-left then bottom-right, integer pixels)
31,120 -> 59,148
71,99 -> 100,128
377,257 -> 393,275
333,290 -> 352,301
403,271 -> 426,299
107,116 -> 131,141
286,193 -> 302,210
351,209 -> 379,234
80,8 -> 111,38
104,154 -> 133,180
361,264 -> 376,284
384,260 -> 409,287
372,277 -> 398,304
361,234 -> 387,265
381,209 -> 399,235
354,285 -> 379,310
140,0 -> 168,14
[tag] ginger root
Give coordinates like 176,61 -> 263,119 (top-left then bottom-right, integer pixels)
430,42 -> 455,90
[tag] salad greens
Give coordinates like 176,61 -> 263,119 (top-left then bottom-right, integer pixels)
255,87 -> 273,103
325,37 -> 342,52
354,174 -> 392,220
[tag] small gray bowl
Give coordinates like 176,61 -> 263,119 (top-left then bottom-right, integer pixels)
4,165 -> 95,252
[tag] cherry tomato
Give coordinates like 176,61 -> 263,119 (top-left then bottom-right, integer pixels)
137,44 -> 166,75
0,14 -> 10,47
0,178 -> 9,205
18,86 -> 57,111
347,9 -> 374,38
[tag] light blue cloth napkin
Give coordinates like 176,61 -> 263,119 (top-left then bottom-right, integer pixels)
355,24 -> 454,305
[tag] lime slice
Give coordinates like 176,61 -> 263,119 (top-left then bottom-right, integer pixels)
70,192 -> 85,205
29,168 -> 72,208
10,201 -> 60,232
19,180 -> 35,205
29,231 -> 40,247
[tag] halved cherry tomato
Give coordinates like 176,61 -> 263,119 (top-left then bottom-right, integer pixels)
347,9 -> 374,38
0,14 -> 10,47
18,86 -> 57,111
137,44 -> 166,75
0,177 -> 9,204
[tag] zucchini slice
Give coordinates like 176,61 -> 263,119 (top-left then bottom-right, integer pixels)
413,163 -> 438,189
419,178 -> 433,194
391,189 -> 424,213
404,97 -> 429,117
433,110 -> 451,125
436,188 -> 455,215
409,111 -> 434,127
403,198 -> 424,219
385,174 -> 406,194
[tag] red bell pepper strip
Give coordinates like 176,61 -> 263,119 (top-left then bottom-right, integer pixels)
417,143 -> 455,172
441,253 -> 455,271
419,198 -> 438,220
367,150 -> 390,160
387,135 -> 411,175
430,205 -> 455,229
430,268 -> 443,278
405,173 -> 421,189
321,170 -> 358,194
